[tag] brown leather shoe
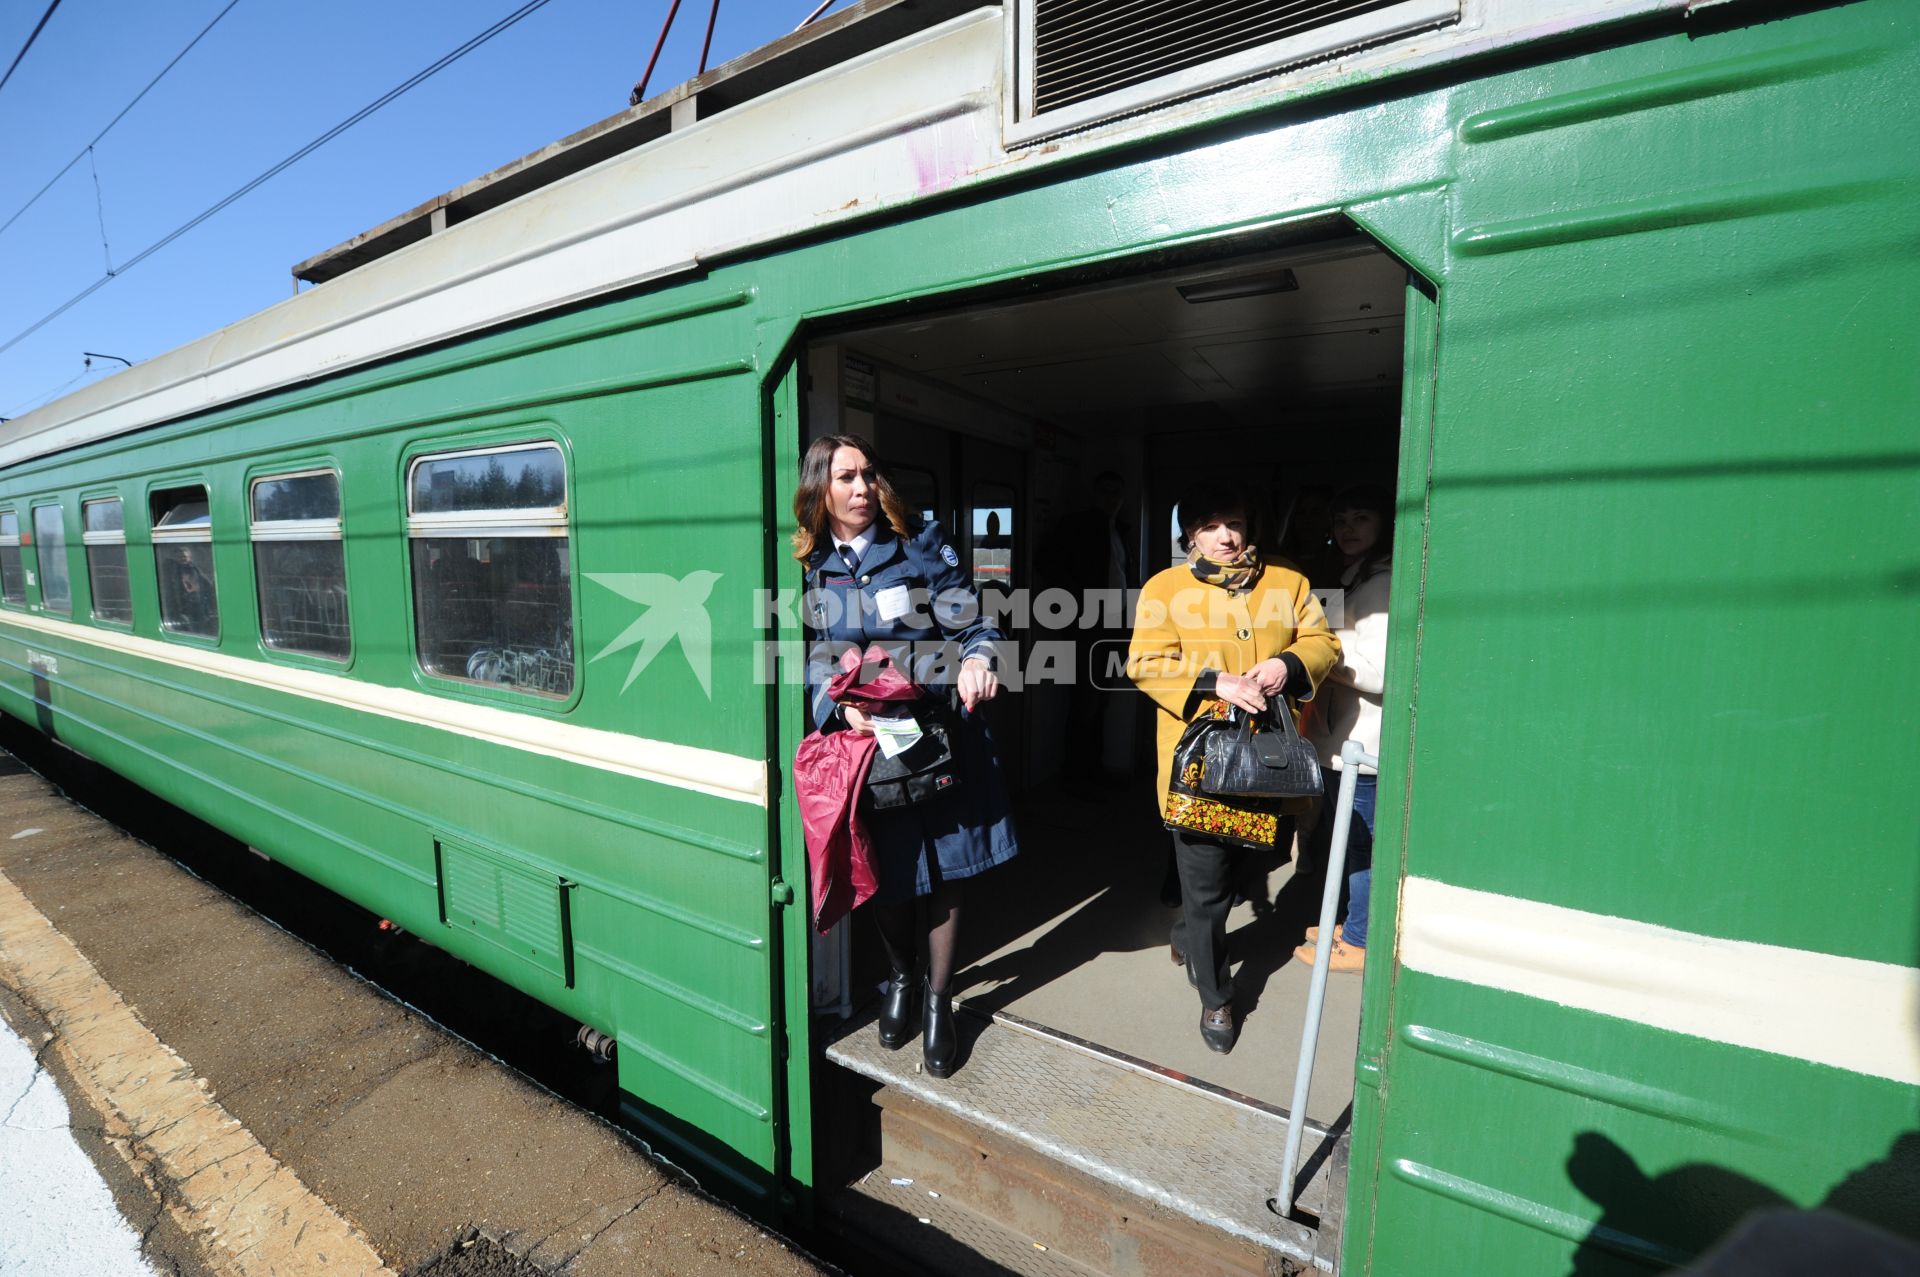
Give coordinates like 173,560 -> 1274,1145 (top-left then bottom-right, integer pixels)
1200,1004 -> 1237,1054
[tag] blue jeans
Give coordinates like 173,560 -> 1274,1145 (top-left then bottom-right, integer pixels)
1315,772 -> 1377,949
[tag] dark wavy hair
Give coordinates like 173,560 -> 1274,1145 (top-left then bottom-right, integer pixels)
1332,484 -> 1394,580
791,434 -> 915,562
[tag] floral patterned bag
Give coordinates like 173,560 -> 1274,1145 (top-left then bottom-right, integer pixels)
1163,702 -> 1300,850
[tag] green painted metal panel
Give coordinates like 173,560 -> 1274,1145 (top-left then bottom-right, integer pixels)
436,834 -> 573,985
1367,971 -> 1918,1275
0,284 -> 789,1198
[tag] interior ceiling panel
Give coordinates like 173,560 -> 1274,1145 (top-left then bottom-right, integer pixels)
841,243 -> 1407,417
1194,323 -> 1405,394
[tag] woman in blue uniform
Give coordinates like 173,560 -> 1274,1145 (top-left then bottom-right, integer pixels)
795,434 -> 1019,1078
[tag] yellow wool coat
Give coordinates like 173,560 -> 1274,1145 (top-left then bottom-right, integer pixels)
1126,562 -> 1341,818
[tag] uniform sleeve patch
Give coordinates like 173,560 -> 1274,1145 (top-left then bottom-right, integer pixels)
940,544 -> 960,567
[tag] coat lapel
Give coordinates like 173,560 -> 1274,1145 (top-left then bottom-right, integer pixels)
854,527 -> 902,578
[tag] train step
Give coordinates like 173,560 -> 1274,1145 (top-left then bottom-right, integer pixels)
825,1006 -> 1345,1275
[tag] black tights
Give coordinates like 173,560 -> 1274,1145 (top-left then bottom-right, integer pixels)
873,882 -> 964,995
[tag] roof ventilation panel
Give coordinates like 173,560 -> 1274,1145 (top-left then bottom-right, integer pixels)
1011,0 -> 1461,142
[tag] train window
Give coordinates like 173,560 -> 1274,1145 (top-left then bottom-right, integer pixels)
151,486 -> 219,640
251,470 -> 349,661
970,481 -> 1016,589
32,504 -> 71,613
82,498 -> 132,624
0,511 -> 24,605
406,443 -> 573,697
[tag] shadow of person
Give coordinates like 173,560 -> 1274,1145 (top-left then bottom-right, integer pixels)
946,783 -> 1174,1013
1819,1129 -> 1920,1246
1658,1131 -> 1920,1275
954,880 -> 1166,1016
1223,851 -> 1328,1019
1565,1131 -> 1791,1276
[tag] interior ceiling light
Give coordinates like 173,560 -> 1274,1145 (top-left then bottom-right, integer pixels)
1176,269 -> 1299,304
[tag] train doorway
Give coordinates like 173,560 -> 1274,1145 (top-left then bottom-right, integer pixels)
799,231 -> 1413,1271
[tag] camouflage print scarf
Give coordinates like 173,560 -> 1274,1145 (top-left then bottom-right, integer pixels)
1186,545 -> 1262,593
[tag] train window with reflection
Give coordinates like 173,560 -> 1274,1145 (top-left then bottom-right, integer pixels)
32,504 -> 71,614
0,511 -> 24,605
251,470 -> 349,661
970,482 -> 1016,590
151,486 -> 219,639
406,442 -> 573,697
82,497 -> 132,624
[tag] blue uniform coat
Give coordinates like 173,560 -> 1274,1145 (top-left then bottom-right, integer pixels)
803,520 -> 1020,900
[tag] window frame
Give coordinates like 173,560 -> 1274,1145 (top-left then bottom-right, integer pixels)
80,493 -> 133,627
147,479 -> 221,645
0,508 -> 25,608
401,435 -> 581,712
30,501 -> 73,615
247,464 -> 353,668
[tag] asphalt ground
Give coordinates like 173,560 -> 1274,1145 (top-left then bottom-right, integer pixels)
0,717 -> 833,1277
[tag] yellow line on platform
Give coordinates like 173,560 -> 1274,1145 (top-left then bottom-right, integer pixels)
0,867 -> 394,1276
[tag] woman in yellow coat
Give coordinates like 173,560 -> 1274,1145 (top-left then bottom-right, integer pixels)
1127,482 -> 1339,1053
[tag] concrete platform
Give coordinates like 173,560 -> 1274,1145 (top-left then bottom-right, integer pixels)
0,727 -> 828,1277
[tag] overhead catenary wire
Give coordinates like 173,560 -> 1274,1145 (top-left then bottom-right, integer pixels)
0,0 -> 562,364
0,0 -> 243,242
0,0 -> 62,99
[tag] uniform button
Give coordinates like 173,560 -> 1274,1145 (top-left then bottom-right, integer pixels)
861,575 -> 870,585
1236,627 -> 1250,640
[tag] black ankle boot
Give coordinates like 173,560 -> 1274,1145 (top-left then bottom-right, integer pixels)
877,970 -> 917,1051
922,978 -> 957,1079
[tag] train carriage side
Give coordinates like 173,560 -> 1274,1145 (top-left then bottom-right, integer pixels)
0,293 -> 798,1196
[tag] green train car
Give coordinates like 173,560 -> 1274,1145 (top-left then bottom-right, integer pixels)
1,1 -> 1914,1272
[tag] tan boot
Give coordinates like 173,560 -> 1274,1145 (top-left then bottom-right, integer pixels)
1294,938 -> 1365,973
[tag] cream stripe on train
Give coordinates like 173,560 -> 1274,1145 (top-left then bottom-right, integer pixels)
0,611 -> 767,807
1399,876 -> 1920,1086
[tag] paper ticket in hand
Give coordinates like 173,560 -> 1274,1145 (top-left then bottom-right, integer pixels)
870,712 -> 924,759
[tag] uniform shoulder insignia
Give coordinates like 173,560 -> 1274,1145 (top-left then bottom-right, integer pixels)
940,543 -> 959,567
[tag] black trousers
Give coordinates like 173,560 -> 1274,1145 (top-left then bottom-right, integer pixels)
1169,831 -> 1239,1010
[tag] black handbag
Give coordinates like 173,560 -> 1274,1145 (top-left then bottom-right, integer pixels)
862,700 -> 962,810
1201,703 -> 1323,800
1163,702 -> 1320,850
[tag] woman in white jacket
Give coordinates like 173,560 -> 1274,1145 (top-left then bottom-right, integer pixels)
1296,487 -> 1392,973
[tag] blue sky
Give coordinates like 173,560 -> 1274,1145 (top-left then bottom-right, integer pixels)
0,0 -> 820,419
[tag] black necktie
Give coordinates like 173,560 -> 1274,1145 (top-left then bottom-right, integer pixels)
838,543 -> 860,577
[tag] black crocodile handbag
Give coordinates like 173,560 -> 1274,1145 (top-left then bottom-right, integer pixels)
1163,704 -> 1281,851
1201,703 -> 1323,801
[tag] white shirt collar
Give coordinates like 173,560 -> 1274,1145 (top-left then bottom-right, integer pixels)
838,527 -> 876,562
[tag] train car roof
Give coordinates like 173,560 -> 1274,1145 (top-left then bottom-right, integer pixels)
1,0 -> 1749,470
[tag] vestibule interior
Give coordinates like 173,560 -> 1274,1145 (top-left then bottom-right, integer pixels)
803,234 -> 1408,1120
